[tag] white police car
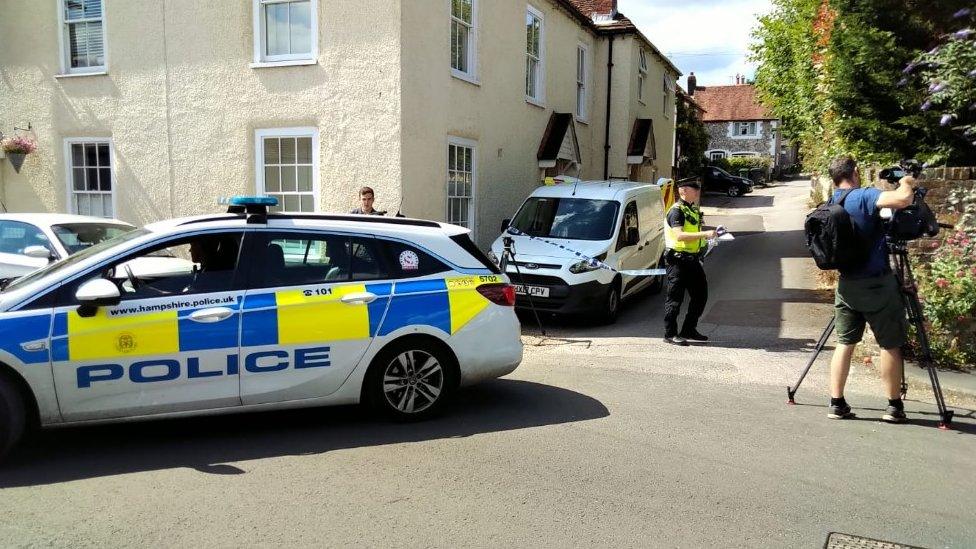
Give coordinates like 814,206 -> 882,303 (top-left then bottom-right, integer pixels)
0,198 -> 522,460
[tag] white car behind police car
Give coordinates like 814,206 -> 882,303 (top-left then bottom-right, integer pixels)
0,198 -> 522,461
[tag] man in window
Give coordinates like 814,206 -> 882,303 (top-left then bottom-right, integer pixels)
350,187 -> 385,216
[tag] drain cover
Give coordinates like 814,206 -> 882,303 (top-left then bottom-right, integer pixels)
825,532 -> 926,549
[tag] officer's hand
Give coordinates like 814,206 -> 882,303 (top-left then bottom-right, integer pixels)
899,175 -> 917,189
703,230 -> 717,239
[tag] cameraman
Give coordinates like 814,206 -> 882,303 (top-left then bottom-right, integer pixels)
826,156 -> 916,423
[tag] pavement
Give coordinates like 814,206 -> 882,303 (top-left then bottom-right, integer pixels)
1,182 -> 974,548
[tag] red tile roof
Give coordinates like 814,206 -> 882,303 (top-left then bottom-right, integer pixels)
567,0 -> 616,16
693,85 -> 776,122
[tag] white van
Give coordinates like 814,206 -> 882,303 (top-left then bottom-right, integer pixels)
489,180 -> 667,324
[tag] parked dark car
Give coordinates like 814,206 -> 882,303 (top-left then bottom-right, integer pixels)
702,166 -> 754,197
737,167 -> 768,187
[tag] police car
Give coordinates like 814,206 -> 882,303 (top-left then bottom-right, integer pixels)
0,197 -> 522,460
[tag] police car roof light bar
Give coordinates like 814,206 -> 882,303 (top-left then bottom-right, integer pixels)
219,196 -> 278,215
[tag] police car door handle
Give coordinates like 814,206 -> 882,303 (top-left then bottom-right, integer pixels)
188,307 -> 234,323
340,292 -> 377,305
21,340 -> 47,352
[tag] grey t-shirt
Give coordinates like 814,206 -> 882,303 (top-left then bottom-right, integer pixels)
349,208 -> 384,215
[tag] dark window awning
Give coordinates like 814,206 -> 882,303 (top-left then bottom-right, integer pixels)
627,118 -> 657,165
537,112 -> 580,169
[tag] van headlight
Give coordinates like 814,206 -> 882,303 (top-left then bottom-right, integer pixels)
568,260 -> 601,274
487,251 -> 499,265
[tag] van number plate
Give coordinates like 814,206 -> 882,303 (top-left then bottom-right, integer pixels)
514,285 -> 549,298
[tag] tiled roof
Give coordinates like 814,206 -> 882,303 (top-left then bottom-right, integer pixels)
566,0 -> 616,15
692,85 -> 776,122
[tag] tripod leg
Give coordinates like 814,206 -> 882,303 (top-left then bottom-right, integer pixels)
510,260 -> 547,337
788,317 -> 835,404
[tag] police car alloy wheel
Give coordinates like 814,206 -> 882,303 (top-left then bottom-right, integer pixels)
0,373 -> 27,461
368,340 -> 456,421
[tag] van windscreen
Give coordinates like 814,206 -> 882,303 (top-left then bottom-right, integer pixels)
510,198 -> 619,241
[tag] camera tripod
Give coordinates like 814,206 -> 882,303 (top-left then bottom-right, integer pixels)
498,236 -> 547,337
787,239 -> 954,429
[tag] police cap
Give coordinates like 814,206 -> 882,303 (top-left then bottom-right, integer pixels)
676,178 -> 701,189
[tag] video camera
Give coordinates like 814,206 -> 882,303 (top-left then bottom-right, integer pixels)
878,159 -> 939,241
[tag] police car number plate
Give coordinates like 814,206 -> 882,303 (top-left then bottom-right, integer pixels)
514,284 -> 549,298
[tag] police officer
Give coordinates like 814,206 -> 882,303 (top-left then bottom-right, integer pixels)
663,179 -> 716,346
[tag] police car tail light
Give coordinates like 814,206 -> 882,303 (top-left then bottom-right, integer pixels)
477,283 -> 516,306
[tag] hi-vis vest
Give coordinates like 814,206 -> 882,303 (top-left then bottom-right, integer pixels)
665,201 -> 704,253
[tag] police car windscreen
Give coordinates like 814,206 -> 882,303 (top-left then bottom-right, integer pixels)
3,228 -> 149,292
52,223 -> 135,255
511,198 -> 619,241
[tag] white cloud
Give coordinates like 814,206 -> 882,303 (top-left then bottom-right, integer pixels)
618,0 -> 773,87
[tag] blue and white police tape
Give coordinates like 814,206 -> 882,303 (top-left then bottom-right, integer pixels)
505,227 -> 665,277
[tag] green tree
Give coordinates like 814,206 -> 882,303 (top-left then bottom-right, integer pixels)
752,0 -> 976,170
675,97 -> 709,178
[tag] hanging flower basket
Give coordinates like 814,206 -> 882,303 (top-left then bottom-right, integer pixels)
1,135 -> 37,174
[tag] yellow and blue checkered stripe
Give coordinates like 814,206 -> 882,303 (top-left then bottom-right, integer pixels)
46,275 -> 502,363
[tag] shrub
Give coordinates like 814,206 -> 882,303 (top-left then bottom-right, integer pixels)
913,230 -> 976,368
726,156 -> 772,173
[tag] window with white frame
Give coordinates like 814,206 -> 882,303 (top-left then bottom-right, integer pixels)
663,72 -> 675,118
637,48 -> 648,104
525,6 -> 544,103
60,0 -> 106,73
254,0 -> 316,63
709,151 -> 727,161
256,129 -> 318,213
66,140 -> 114,218
734,121 -> 759,136
447,139 -> 476,231
576,45 -> 588,120
451,0 -> 476,78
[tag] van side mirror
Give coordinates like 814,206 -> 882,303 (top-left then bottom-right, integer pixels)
626,227 -> 640,246
24,245 -> 54,261
75,278 -> 121,317
500,219 -> 511,232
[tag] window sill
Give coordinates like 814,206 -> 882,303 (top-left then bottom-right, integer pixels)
731,135 -> 761,140
526,97 -> 546,109
250,59 -> 318,69
55,70 -> 108,79
451,70 -> 480,87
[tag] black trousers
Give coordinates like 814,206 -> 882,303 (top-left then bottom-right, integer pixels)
664,253 -> 708,337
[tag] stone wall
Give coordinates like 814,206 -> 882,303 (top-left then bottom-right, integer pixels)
704,121 -> 776,158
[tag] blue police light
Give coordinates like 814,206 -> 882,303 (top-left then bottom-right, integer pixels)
218,196 -> 279,207
219,195 -> 278,216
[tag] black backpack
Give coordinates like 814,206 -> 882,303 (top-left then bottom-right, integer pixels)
804,189 -> 867,270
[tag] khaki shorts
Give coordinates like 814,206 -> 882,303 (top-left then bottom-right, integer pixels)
835,273 -> 908,350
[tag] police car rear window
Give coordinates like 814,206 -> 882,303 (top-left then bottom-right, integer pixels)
247,233 -> 388,288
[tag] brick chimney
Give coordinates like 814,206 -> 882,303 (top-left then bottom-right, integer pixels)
687,72 -> 697,96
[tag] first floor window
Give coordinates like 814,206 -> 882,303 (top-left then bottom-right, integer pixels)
734,121 -> 759,136
67,140 -> 113,218
663,73 -> 675,118
576,45 -> 587,119
256,0 -> 315,62
709,151 -> 727,161
447,139 -> 475,231
61,0 -> 105,73
256,128 -> 318,213
451,0 -> 475,76
637,48 -> 648,104
525,7 -> 543,102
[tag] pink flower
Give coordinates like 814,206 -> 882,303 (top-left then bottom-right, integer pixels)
958,315 -> 967,322
936,278 -> 950,288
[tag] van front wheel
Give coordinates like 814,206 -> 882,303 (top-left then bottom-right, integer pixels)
597,283 -> 621,325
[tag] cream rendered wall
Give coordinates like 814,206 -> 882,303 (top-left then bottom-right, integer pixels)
614,35 -> 677,184
400,0 -> 601,249
0,0 -> 402,224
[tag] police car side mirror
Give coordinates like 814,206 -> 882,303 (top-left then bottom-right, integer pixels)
627,227 -> 640,246
76,278 -> 121,314
24,245 -> 54,261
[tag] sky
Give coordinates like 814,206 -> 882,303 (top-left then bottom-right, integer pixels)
618,0 -> 773,88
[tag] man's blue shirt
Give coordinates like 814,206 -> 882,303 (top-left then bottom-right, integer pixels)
832,187 -> 888,279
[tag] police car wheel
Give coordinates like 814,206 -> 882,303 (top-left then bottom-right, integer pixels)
369,343 -> 454,421
0,373 -> 27,461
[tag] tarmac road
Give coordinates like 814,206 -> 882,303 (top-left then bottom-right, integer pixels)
1,182 -> 974,548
